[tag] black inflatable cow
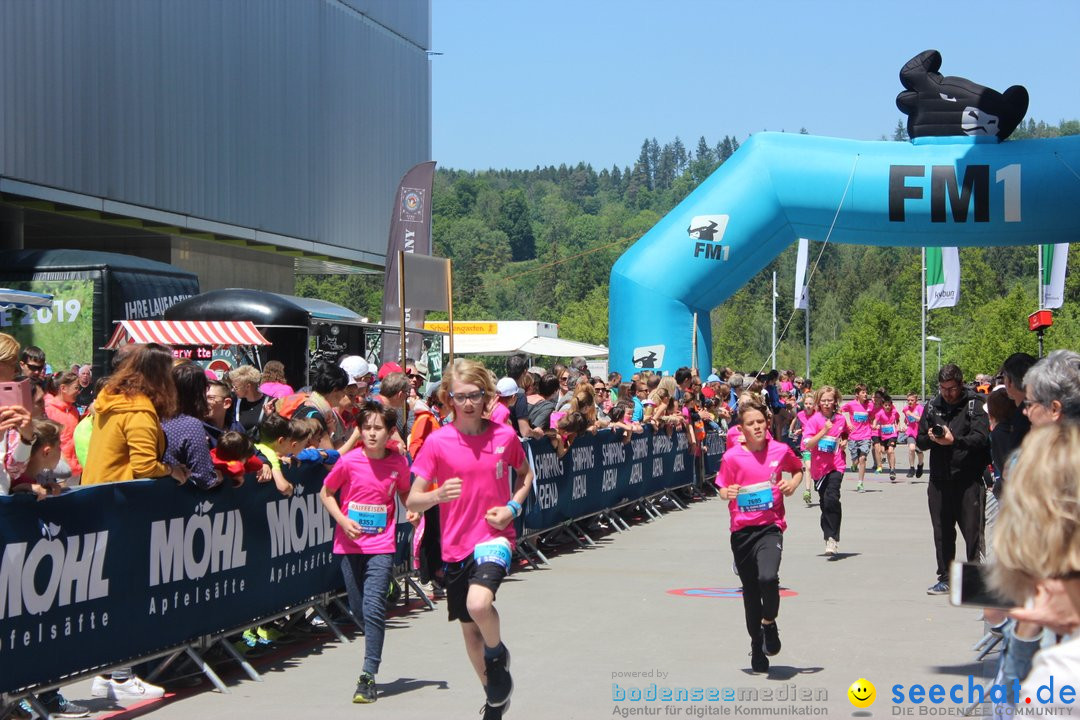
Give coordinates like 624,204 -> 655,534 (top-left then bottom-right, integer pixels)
896,49 -> 1029,141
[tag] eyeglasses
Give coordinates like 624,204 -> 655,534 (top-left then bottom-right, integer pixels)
939,383 -> 961,393
559,376 -> 570,383
449,390 -> 487,405
23,363 -> 44,373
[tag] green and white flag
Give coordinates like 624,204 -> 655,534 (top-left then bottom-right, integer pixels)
926,247 -> 960,309
1040,244 -> 1068,309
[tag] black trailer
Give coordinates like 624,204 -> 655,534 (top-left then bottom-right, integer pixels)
164,288 -> 443,389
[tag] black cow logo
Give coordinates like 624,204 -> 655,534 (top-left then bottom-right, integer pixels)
896,50 -> 1028,141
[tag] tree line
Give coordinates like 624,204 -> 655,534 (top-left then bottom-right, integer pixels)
297,119 -> 1080,393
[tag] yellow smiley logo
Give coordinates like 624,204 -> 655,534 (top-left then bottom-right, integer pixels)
848,678 -> 876,708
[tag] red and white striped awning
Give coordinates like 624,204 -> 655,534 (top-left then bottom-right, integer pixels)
105,320 -> 271,349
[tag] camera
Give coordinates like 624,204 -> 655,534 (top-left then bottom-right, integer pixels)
931,424 -> 946,438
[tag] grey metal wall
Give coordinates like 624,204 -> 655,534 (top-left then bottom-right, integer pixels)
0,0 -> 431,265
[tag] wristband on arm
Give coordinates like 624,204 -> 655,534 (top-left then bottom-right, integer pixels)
506,500 -> 522,518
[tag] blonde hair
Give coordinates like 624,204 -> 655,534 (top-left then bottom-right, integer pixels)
438,358 -> 495,408
658,376 -> 678,397
816,385 -> 840,404
229,364 -> 261,387
990,423 -> 1080,602
0,333 -> 19,365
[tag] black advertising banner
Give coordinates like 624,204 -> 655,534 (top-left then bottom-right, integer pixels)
0,464 -> 339,694
380,160 -> 437,364
522,427 -> 702,534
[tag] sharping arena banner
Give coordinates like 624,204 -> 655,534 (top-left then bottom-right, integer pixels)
522,426 -> 704,533
0,463 -> 338,694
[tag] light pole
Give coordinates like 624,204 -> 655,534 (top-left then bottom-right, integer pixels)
926,336 -> 942,375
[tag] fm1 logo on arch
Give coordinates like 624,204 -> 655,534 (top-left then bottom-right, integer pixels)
888,164 -> 1021,223
688,214 -> 731,261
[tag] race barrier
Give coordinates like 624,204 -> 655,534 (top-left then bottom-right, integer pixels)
0,463 -> 339,696
0,425 -> 724,699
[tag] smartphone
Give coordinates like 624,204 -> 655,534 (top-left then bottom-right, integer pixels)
0,379 -> 32,410
949,561 -> 1013,609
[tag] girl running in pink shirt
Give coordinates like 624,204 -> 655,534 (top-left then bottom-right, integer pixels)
803,386 -> 849,556
716,393 -> 803,674
408,360 -> 533,719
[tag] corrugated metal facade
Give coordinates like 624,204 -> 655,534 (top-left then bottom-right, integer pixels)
0,0 -> 431,266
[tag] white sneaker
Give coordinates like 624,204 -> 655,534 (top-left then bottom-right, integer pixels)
90,675 -> 164,701
825,538 -> 838,556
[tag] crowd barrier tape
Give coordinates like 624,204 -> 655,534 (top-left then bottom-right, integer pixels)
0,462 -> 339,695
520,426 -> 723,535
0,426 -> 724,696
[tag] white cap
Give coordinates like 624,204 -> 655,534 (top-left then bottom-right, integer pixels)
339,355 -> 371,381
496,377 -> 519,397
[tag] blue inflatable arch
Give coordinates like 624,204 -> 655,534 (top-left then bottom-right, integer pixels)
608,131 -> 1080,376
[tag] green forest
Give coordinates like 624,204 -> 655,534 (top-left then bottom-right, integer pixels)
297,118 -> 1080,394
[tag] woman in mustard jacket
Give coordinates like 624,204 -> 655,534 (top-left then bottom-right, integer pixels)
83,343 -> 189,484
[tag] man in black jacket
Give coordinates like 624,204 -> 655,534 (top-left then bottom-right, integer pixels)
916,364 -> 991,595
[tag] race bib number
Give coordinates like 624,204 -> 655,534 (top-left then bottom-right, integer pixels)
818,436 -> 838,453
347,502 -> 388,534
736,481 -> 775,512
881,424 -> 895,435
853,412 -> 868,423
473,537 -> 513,570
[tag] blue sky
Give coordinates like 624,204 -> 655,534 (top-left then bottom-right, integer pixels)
431,1 -> 1080,171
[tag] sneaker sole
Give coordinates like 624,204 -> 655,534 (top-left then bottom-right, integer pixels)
487,677 -> 513,707
352,695 -> 376,704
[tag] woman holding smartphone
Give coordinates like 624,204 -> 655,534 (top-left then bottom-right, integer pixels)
0,333 -> 36,495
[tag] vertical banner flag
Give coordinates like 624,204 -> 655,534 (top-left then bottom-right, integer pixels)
1041,243 -> 1068,309
381,161 -> 437,363
925,246 -> 960,309
794,238 -> 809,310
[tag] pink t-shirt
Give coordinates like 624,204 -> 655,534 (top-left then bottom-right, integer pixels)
322,449 -> 411,555
411,421 -> 526,562
903,403 -> 923,437
489,401 -> 511,426
803,412 -> 848,478
716,438 -> 802,533
842,400 -> 874,441
874,407 -> 900,439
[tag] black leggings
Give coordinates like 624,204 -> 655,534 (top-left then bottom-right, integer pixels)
815,470 -> 843,540
731,525 -> 783,640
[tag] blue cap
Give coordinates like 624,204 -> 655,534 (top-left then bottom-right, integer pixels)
705,374 -> 721,383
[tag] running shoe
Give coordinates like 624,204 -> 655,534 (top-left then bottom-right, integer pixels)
40,693 -> 90,719
915,463 -> 924,479
90,675 -> 165,701
889,472 -> 897,483
257,625 -> 299,645
856,481 -> 864,492
484,645 -> 513,707
875,465 -> 883,473
907,467 -> 915,478
750,638 -> 769,673
825,538 -> 838,556
927,581 -> 949,595
802,489 -> 812,506
480,700 -> 509,718
761,622 -> 781,656
353,673 -> 377,703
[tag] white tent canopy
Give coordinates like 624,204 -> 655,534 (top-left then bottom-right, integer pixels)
423,320 -> 607,358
